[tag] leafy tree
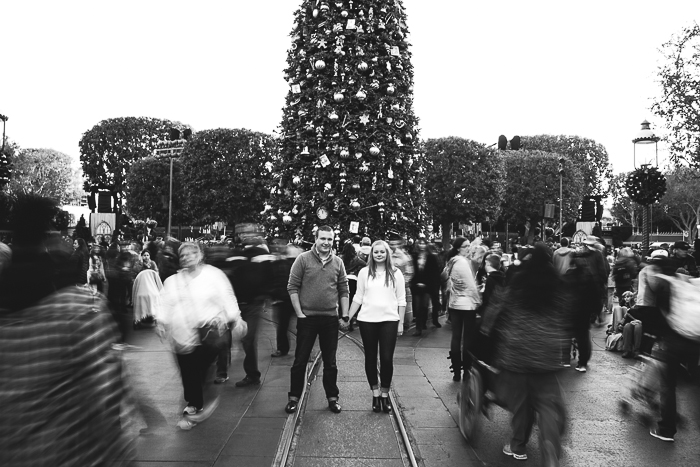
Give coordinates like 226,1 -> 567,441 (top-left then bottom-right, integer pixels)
266,0 -> 423,241
79,117 -> 190,213
124,156 -> 188,227
501,151 -> 586,242
8,148 -> 80,205
651,22 -> 700,168
520,135 -> 613,197
180,128 -> 277,225
609,172 -> 640,228
54,209 -> 71,233
659,166 -> 700,237
424,137 -> 505,249
0,137 -> 18,191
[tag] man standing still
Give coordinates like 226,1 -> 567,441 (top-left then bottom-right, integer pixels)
285,226 -> 349,414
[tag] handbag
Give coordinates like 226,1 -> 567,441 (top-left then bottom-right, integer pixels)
198,319 -> 229,350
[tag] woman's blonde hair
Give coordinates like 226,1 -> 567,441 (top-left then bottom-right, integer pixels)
367,240 -> 397,287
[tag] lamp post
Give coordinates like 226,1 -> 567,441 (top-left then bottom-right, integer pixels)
154,145 -> 184,238
0,114 -> 7,152
632,120 -> 660,257
558,157 -> 565,241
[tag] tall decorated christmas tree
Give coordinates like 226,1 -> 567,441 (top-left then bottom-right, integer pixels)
267,0 -> 423,243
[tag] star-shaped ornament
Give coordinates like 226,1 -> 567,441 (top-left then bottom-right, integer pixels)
359,114 -> 370,125
318,39 -> 327,48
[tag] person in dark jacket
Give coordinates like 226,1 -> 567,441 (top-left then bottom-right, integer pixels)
564,236 -> 608,372
493,243 -> 568,464
669,241 -> 699,277
220,230 -> 273,386
612,247 -> 638,303
270,242 -> 302,357
411,238 -> 442,332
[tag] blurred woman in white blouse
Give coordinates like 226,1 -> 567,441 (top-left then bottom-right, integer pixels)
156,242 -> 246,424
347,240 -> 406,414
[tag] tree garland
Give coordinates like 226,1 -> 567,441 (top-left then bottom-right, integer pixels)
625,165 -> 667,205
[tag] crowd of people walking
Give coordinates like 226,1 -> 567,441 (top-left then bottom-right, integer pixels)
2,194 -> 700,466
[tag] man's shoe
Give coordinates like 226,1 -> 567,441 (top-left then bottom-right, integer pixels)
271,350 -> 288,357
182,405 -> 199,416
235,376 -> 261,387
328,400 -> 342,413
561,361 -> 571,368
575,365 -> 587,373
433,322 -> 442,328
503,443 -> 528,460
621,351 -> 634,359
650,428 -> 674,442
214,376 -> 229,384
285,400 -> 298,414
412,329 -> 422,337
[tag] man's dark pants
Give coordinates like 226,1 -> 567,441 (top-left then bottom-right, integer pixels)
499,370 -> 566,460
216,300 -> 262,380
274,300 -> 295,355
289,316 -> 339,401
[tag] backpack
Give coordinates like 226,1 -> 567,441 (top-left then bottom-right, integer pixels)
613,263 -> 630,283
656,274 -> 700,342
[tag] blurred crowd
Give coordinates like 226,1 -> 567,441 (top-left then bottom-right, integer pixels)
1,195 -> 699,466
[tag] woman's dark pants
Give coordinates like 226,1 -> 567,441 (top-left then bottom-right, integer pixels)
358,320 -> 399,390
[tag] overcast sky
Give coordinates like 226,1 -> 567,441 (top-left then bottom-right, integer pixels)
2,1 -> 696,180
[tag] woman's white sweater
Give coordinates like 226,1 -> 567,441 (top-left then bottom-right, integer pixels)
353,267 -> 406,322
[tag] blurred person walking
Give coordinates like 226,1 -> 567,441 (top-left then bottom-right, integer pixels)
444,237 -> 482,381
494,243 -> 568,465
70,237 -> 90,286
565,236 -> 608,372
156,242 -> 247,425
285,226 -> 349,414
411,237 -> 441,332
0,195 -> 135,466
269,242 -> 303,357
225,229 -> 273,387
347,240 -> 406,413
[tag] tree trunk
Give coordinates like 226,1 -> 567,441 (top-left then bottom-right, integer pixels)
441,221 -> 452,252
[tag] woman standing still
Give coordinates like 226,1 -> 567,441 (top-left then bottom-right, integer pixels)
444,237 -> 481,382
71,238 -> 90,286
347,240 -> 406,413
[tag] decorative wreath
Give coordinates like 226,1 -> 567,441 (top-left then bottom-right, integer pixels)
625,166 -> 667,205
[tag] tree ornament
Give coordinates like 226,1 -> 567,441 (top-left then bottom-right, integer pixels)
370,145 -> 380,156
357,61 -> 368,72
320,3 -> 329,13
356,89 -> 367,101
293,175 -> 301,185
350,201 -> 361,212
395,157 -> 403,165
283,214 -> 292,224
340,148 -> 350,159
341,10 -> 348,18
359,114 -> 370,125
351,182 -> 360,193
315,59 -> 326,71
386,84 -> 395,95
329,111 -> 339,121
370,80 -> 380,89
355,152 -> 363,159
313,8 -> 319,18
359,164 -> 370,173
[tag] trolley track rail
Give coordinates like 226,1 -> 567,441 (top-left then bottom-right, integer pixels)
272,327 -> 420,467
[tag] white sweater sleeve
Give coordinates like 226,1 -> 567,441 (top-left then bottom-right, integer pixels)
353,267 -> 368,305
394,269 -> 406,306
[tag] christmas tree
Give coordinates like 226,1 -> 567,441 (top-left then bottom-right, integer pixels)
267,0 -> 423,242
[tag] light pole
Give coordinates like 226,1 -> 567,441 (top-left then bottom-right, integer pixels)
558,157 -> 564,241
632,120 -> 660,257
0,114 -> 7,152
154,145 -> 184,238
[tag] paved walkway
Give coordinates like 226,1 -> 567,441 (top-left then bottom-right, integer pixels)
123,309 -> 700,466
